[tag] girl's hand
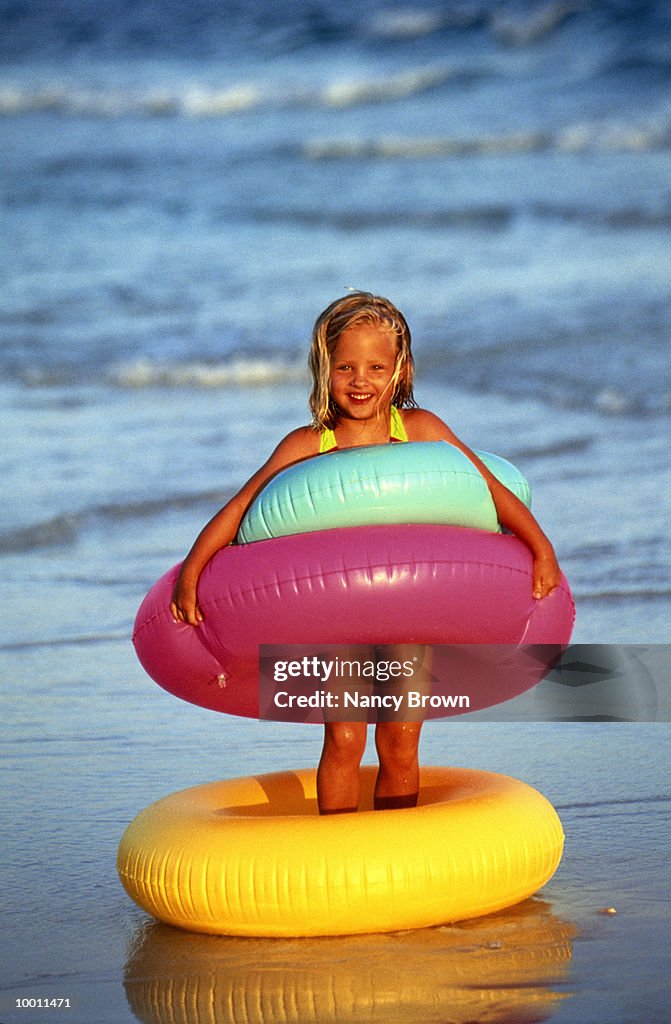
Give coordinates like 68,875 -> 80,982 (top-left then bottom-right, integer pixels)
170,577 -> 204,626
532,550 -> 562,600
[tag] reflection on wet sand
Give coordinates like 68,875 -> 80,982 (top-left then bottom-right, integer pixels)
124,897 -> 575,1024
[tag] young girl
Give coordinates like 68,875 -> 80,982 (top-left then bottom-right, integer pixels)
171,292 -> 561,814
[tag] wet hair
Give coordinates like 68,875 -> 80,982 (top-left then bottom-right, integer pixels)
308,291 -> 417,430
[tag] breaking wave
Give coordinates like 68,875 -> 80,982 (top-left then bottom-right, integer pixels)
0,65 -> 457,119
16,357 -> 307,390
108,357 -> 306,389
303,118 -> 671,160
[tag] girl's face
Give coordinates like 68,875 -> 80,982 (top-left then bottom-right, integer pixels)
329,323 -> 399,421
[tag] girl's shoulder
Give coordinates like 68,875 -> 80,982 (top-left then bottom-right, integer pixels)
243,426 -> 320,495
272,424 -> 321,463
401,407 -> 459,443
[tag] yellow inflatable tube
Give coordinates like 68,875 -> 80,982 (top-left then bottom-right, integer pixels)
117,766 -> 564,937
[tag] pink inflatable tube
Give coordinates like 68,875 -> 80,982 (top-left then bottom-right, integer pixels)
133,524 -> 575,720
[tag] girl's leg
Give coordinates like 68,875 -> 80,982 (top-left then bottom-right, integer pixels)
317,721 -> 367,814
370,642 -> 429,810
373,720 -> 423,810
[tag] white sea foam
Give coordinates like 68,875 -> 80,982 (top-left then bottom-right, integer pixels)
109,357 -> 306,389
0,65 -> 456,119
320,66 -> 452,108
304,117 -> 671,160
490,0 -> 586,46
369,9 -> 450,40
180,84 -> 264,117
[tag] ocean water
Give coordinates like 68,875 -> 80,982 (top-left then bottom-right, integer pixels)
1,2 -> 670,1022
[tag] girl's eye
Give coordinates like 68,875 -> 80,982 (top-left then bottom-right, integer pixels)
333,362 -> 388,372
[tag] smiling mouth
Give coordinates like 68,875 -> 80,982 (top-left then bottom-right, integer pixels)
349,392 -> 374,402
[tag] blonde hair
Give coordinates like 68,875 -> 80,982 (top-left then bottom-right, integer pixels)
309,291 -> 417,430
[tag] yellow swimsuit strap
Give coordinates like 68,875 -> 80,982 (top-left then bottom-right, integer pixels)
319,405 -> 408,453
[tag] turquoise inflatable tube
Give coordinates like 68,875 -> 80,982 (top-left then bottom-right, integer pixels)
238,441 -> 530,544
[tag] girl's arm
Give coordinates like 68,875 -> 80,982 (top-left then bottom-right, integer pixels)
405,409 -> 562,599
170,427 -> 318,625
